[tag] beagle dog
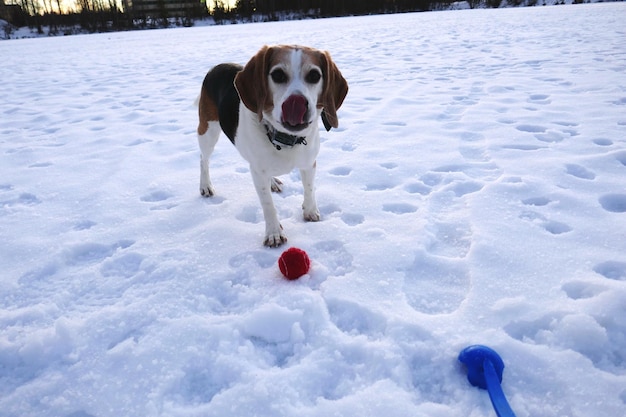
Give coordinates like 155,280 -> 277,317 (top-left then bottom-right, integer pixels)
196,45 -> 348,247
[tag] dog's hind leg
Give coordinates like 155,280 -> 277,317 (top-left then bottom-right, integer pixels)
197,122 -> 221,197
197,85 -> 221,197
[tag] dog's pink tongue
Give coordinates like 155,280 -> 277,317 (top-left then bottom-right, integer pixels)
282,95 -> 307,126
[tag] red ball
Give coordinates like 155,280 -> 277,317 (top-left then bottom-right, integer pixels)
278,247 -> 310,280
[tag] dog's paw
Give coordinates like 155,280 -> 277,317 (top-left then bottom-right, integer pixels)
303,210 -> 321,222
264,224 -> 288,248
271,177 -> 283,193
264,232 -> 288,248
200,185 -> 215,197
303,205 -> 321,222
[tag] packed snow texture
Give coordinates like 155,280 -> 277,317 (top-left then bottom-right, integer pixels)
1,4 -> 626,417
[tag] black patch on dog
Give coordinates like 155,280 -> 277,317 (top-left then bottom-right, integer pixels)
321,110 -> 333,132
202,63 -> 243,144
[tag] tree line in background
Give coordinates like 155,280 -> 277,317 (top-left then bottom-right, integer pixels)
2,0 -> 588,37
2,0 -> 207,35
211,0 -> 512,23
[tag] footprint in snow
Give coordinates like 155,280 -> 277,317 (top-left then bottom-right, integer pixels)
519,210 -> 572,235
28,162 -> 53,168
319,203 -> 341,217
561,281 -> 607,300
497,117 -> 517,125
552,260 -> 626,375
229,251 -> 276,269
426,221 -> 472,258
1,192 -> 41,208
382,202 -> 417,215
520,255 -> 626,375
611,97 -> 626,106
565,164 -> 596,180
446,180 -> 484,197
404,209 -> 473,315
516,124 -> 547,133
19,240 -> 136,284
403,133 -> 500,315
315,204 -> 364,227
420,172 -> 443,187
73,220 -> 97,230
522,196 -> 552,207
340,212 -> 364,226
140,190 -> 178,210
140,190 -> 173,202
599,194 -> 626,213
504,309 -> 624,374
166,362 -> 239,406
592,138 -> 613,146
341,142 -> 357,152
364,180 -> 398,191
326,298 -> 387,339
380,162 -> 398,169
227,250 -> 278,287
236,205 -> 263,224
518,121 -> 576,143
593,261 -> 626,281
403,251 -> 470,315
404,182 -> 431,195
535,131 -> 565,143
309,240 -> 354,277
64,240 -> 135,266
100,252 -> 146,278
527,93 -> 551,104
542,220 -> 573,235
553,121 -> 580,138
328,166 -> 352,176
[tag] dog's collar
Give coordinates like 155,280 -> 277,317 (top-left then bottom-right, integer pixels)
264,123 -> 307,151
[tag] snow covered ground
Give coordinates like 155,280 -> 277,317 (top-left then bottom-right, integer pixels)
1,3 -> 626,416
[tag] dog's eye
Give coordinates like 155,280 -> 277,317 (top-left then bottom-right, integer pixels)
305,69 -> 321,84
270,69 -> 288,84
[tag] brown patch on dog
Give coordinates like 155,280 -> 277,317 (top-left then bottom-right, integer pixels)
317,50 -> 348,129
234,46 -> 276,120
197,87 -> 219,136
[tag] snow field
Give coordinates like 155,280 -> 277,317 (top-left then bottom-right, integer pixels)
1,3 -> 626,417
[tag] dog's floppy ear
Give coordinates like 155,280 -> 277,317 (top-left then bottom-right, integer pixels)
319,50 -> 348,131
234,46 -> 274,120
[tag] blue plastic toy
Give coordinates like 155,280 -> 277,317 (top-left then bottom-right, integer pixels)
458,345 -> 517,417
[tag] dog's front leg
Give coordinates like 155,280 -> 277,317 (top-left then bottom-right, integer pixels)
300,163 -> 320,222
251,169 -> 287,247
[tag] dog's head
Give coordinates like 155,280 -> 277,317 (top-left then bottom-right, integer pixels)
234,45 -> 348,133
